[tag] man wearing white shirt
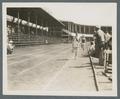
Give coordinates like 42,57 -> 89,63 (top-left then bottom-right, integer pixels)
94,26 -> 105,66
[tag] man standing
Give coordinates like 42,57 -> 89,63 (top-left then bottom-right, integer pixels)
81,34 -> 86,52
94,26 -> 105,65
72,34 -> 79,59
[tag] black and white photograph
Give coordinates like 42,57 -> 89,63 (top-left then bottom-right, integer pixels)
2,3 -> 117,96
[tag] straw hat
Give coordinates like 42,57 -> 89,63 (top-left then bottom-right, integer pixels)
9,40 -> 13,44
96,25 -> 101,29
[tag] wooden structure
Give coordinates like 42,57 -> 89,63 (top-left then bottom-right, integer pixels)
101,26 -> 112,34
7,8 -> 65,46
7,8 -> 112,45
61,21 -> 112,42
61,21 -> 96,42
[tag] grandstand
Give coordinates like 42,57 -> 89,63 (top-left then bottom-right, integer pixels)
7,8 -> 112,45
7,8 -> 65,46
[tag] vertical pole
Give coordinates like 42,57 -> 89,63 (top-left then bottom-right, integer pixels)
35,16 -> 38,36
71,24 -> 72,33
52,25 -> 54,42
45,22 -> 47,39
69,23 -> 71,32
75,24 -> 77,35
106,27 -> 108,32
71,23 -> 73,32
44,21 -> 46,41
68,22 -> 69,43
94,26 -> 96,32
47,22 -> 48,37
70,23 -> 71,42
80,25 -> 81,33
35,16 -> 38,43
76,24 -> 77,33
89,26 -> 90,41
49,24 -> 51,42
10,24 -> 12,40
51,24 -> 53,43
17,10 -> 20,42
84,25 -> 85,34
28,12 -> 30,41
89,26 -> 90,34
73,24 -> 74,33
41,19 -> 44,43
74,24 -> 75,33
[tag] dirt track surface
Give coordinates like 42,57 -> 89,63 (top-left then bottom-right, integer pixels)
7,43 -> 96,91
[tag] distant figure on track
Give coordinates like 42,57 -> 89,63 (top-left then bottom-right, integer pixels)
81,35 -> 86,52
72,34 -> 79,59
45,39 -> 48,44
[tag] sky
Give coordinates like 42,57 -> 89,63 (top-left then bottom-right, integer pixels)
6,3 -> 117,26
37,3 -> 116,26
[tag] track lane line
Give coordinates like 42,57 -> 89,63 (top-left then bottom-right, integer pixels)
17,49 -> 71,76
8,46 -> 70,66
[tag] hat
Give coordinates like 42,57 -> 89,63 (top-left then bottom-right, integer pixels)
96,25 -> 100,29
9,40 -> 13,43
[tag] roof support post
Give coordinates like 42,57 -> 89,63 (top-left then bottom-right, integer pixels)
41,19 -> 44,43
106,27 -> 108,32
89,26 -> 90,34
27,12 -> 31,41
35,16 -> 38,36
17,10 -> 20,42
72,23 -> 74,32
75,24 -> 77,33
46,22 -> 48,37
70,23 -> 71,32
84,25 -> 85,34
52,25 -> 54,39
94,26 -> 96,32
88,26 -> 91,41
79,25 -> 81,33
74,24 -> 75,33
44,21 -> 47,41
49,24 -> 52,41
10,23 -> 13,40
46,22 -> 49,37
67,22 -> 70,43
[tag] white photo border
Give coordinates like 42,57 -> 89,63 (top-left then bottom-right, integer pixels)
2,2 -> 117,96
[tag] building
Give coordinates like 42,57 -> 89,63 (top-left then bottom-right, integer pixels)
7,8 -> 112,45
61,21 -> 112,42
7,8 -> 65,46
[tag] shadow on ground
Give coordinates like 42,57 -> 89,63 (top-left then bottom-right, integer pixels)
69,65 -> 90,68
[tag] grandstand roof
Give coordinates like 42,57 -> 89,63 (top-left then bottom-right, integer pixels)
7,8 -> 65,27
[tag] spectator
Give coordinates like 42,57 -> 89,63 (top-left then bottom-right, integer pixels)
104,31 -> 112,50
104,31 -> 111,43
88,41 -> 95,57
7,40 -> 15,54
94,26 -> 105,66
